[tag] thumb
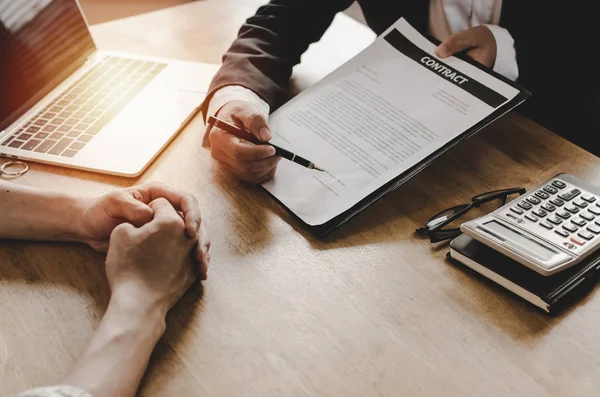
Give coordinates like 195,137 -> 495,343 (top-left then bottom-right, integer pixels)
436,29 -> 478,58
109,191 -> 154,227
234,103 -> 272,142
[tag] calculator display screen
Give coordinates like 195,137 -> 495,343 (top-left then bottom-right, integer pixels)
484,220 -> 558,261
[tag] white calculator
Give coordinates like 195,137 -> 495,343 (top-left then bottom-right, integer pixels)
461,173 -> 600,276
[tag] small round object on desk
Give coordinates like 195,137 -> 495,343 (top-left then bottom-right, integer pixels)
0,161 -> 29,177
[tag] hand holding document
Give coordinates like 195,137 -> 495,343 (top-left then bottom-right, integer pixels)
262,18 -> 529,234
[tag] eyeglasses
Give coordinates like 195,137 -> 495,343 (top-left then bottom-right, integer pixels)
417,187 -> 526,243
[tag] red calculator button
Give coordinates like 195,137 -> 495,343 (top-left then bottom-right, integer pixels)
570,236 -> 586,246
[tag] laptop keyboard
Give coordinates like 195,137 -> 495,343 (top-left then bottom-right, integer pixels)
1,56 -> 167,157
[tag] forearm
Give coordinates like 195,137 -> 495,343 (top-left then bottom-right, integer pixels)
61,291 -> 166,397
0,180 -> 83,241
204,0 -> 352,113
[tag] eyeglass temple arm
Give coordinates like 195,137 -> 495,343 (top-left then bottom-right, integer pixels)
473,187 -> 526,207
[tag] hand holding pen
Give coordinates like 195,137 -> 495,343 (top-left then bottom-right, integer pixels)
203,100 -> 279,183
207,115 -> 326,173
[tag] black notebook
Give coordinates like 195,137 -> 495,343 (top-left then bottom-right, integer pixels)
261,18 -> 530,237
448,234 -> 600,313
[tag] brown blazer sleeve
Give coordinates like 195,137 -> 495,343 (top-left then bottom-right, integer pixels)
201,0 -> 354,117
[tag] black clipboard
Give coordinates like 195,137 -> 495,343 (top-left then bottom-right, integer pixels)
262,28 -> 531,238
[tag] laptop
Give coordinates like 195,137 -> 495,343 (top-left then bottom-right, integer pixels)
0,0 -> 214,177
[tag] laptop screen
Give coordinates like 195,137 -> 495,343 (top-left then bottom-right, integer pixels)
0,0 -> 96,131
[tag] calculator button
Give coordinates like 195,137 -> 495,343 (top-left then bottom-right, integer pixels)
565,205 -> 580,214
526,196 -> 541,205
506,213 -> 520,222
580,212 -> 596,222
518,201 -> 533,210
540,221 -> 553,230
552,180 -> 567,189
510,206 -> 524,215
572,218 -> 587,227
532,208 -> 547,217
563,224 -> 579,233
541,203 -> 556,212
558,188 -> 581,201
587,224 -> 600,234
582,194 -> 596,203
547,216 -> 562,225
535,191 -> 550,200
577,231 -> 594,241
573,199 -> 588,208
524,214 -> 538,222
570,236 -> 586,246
550,198 -> 565,207
557,211 -> 571,219
555,229 -> 569,238
543,185 -> 558,194
588,206 -> 600,215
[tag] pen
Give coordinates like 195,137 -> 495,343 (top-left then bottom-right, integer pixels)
207,115 -> 326,172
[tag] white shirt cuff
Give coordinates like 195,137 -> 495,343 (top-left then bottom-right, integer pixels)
204,85 -> 270,148
485,24 -> 519,82
14,385 -> 94,397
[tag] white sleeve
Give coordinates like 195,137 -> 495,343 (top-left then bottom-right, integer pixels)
485,24 -> 519,82
14,385 -> 94,397
203,85 -> 271,148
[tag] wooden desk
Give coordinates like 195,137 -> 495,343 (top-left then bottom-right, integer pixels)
2,2 -> 600,396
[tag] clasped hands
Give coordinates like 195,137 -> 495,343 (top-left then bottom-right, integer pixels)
72,182 -> 210,315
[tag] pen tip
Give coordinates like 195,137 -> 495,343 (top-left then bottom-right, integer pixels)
313,165 -> 327,172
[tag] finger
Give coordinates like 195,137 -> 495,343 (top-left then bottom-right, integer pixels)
181,255 -> 197,291
210,128 -> 276,162
180,195 -> 202,239
210,145 -> 236,168
185,269 -> 197,290
256,164 -> 278,183
211,154 -> 251,181
129,183 -> 200,237
211,145 -> 279,175
466,48 -> 489,67
196,252 -> 210,281
106,191 -> 154,227
88,241 -> 110,253
250,156 -> 281,178
231,104 -> 271,142
210,146 -> 249,176
128,183 -> 185,209
436,29 -> 479,58
195,224 -> 210,280
212,147 -> 280,182
110,222 -> 137,241
195,255 -> 208,281
147,197 -> 181,224
211,151 -> 275,184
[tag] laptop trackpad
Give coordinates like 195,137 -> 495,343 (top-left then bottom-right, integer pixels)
78,84 -> 205,175
159,61 -> 219,93
118,85 -> 203,129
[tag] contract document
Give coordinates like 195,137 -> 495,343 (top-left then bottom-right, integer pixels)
262,18 -> 529,234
